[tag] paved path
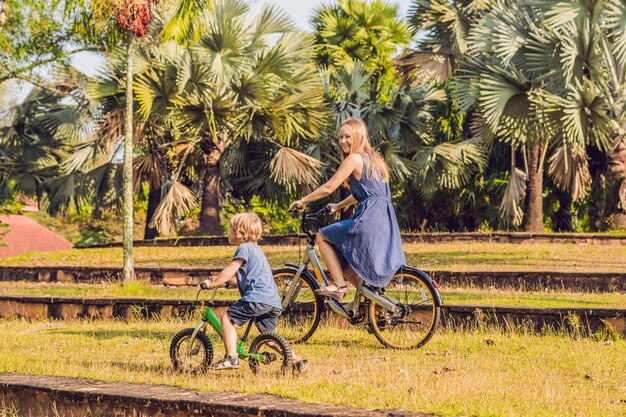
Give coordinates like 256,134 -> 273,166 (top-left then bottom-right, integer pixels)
0,215 -> 73,257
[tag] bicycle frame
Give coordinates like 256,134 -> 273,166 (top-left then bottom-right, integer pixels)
283,239 -> 402,319
187,291 -> 265,362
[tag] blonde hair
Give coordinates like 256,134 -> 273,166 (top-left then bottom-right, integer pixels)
339,118 -> 390,182
229,212 -> 262,243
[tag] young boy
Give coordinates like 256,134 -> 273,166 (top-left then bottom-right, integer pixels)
200,212 -> 307,373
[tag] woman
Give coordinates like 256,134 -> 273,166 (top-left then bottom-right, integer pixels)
288,118 -> 406,301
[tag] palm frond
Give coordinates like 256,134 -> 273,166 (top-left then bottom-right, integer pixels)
133,150 -> 167,191
43,172 -> 89,215
95,108 -> 125,151
268,147 -> 323,187
161,0 -> 213,43
548,143 -> 591,201
150,181 -> 198,236
413,139 -> 486,192
606,0 -> 626,67
62,139 -> 104,174
395,50 -> 454,83
499,166 -> 526,226
379,141 -> 414,183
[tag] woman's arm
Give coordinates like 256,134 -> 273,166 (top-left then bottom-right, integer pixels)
289,154 -> 362,210
337,194 -> 358,210
327,194 -> 358,214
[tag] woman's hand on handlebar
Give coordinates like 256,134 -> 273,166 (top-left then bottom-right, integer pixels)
288,200 -> 307,212
326,203 -> 340,214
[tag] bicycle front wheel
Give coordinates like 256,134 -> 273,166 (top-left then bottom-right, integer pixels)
368,270 -> 441,349
170,328 -> 213,372
273,268 -> 323,344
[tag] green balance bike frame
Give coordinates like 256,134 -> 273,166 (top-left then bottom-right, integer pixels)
169,285 -> 292,374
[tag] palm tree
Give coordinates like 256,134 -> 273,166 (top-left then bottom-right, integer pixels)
397,0 -> 491,84
309,1 -> 485,227
0,84 -> 91,208
62,0 -> 159,280
312,58 -> 486,226
104,1 -> 328,236
67,34 -> 175,239
454,0 -> 626,232
312,0 -> 412,103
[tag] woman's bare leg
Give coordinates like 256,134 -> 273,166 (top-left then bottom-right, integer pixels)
342,265 -> 361,288
317,232 -> 346,287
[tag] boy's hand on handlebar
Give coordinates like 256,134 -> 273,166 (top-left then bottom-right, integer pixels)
199,279 -> 212,290
288,200 -> 307,212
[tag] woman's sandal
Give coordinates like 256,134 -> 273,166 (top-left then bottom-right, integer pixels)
314,284 -> 348,301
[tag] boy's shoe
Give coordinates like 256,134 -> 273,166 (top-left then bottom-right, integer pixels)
211,355 -> 239,370
292,359 -> 308,375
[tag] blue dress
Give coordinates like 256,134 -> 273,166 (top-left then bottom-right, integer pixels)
320,154 -> 406,287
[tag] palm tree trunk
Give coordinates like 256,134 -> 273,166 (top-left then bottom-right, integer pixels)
587,146 -> 609,231
198,148 -> 222,236
122,36 -> 134,282
552,189 -> 573,232
143,184 -> 160,240
523,142 -> 544,232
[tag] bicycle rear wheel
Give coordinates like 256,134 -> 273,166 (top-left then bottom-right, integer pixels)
368,269 -> 441,349
273,268 -> 323,344
248,332 -> 293,375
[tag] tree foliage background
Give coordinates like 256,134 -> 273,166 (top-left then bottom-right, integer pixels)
1,0 -> 625,242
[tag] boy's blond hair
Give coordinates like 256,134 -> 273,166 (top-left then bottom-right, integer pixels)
229,212 -> 262,243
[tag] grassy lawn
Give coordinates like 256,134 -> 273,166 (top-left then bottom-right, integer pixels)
1,242 -> 625,272
0,282 -> 624,309
0,318 -> 623,417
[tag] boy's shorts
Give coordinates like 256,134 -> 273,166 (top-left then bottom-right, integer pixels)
226,300 -> 281,333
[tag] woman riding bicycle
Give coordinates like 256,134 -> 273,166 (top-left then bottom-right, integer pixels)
288,117 -> 406,301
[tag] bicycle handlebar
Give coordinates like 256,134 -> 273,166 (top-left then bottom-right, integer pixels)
288,204 -> 331,217
287,205 -> 333,237
305,205 -> 331,219
199,280 -> 229,291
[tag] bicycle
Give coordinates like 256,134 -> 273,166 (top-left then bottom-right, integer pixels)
169,283 -> 293,374
273,206 -> 444,349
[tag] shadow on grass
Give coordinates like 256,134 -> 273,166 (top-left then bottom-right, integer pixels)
49,329 -> 173,341
74,359 -> 172,374
108,361 -> 172,374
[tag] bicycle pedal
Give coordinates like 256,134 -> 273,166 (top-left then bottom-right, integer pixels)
261,352 -> 277,364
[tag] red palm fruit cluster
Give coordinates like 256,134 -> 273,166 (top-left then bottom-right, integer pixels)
116,0 -> 160,38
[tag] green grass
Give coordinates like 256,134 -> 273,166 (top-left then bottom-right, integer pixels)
0,282 -> 624,309
0,282 -> 239,301
0,318 -> 623,417
1,241 -> 626,272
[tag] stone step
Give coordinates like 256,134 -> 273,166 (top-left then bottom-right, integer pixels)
83,231 -> 626,248
0,295 -> 623,336
0,373 -> 433,417
1,266 -> 624,292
